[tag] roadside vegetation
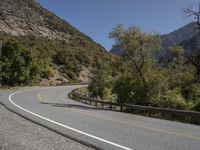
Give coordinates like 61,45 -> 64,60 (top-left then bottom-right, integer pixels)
0,34 -> 118,86
88,5 -> 200,112
88,24 -> 200,111
0,38 -> 52,86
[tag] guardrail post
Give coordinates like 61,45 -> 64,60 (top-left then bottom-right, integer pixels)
70,91 -> 200,124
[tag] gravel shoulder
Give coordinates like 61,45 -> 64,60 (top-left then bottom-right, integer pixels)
0,92 -> 94,150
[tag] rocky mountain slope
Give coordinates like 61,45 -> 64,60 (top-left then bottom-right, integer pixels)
0,0 -> 116,85
0,0 -> 100,46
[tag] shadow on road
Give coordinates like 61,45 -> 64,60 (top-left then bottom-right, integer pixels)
40,102 -> 106,111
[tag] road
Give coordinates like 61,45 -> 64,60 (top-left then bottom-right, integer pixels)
5,86 -> 200,150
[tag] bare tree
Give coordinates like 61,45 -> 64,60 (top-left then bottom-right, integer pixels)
184,3 -> 200,29
184,2 -> 200,82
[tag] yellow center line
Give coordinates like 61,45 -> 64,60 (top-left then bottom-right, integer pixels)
68,108 -> 200,141
36,93 -> 46,102
34,92 -> 200,141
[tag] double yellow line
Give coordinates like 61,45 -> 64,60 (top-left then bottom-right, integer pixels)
68,108 -> 200,141
35,92 -> 200,141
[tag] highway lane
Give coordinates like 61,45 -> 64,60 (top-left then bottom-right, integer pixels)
8,86 -> 200,150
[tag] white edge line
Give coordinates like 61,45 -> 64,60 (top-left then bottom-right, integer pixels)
9,89 -> 133,150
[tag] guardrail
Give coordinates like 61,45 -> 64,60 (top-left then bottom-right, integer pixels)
70,91 -> 200,124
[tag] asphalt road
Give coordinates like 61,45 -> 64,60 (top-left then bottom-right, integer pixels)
5,86 -> 200,150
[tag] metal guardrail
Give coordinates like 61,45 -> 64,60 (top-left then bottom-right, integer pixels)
71,92 -> 200,120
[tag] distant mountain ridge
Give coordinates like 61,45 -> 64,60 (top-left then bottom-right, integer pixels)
110,22 -> 199,57
162,22 -> 198,49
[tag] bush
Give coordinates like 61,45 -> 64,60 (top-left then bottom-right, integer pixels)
43,67 -> 54,79
192,99 -> 200,111
0,38 -> 33,85
113,75 -> 149,105
88,63 -> 112,100
187,84 -> 200,101
154,88 -> 187,110
0,38 -> 52,85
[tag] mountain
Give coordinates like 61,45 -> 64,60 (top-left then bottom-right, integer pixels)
110,22 -> 199,57
110,48 -> 126,57
0,0 -> 116,85
180,33 -> 200,56
162,22 -> 199,49
0,0 -> 104,49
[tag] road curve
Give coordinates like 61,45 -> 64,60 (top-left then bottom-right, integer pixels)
7,86 -> 200,150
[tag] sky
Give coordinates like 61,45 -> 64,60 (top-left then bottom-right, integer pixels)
36,0 -> 199,50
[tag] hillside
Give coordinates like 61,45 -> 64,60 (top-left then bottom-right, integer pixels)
0,0 -> 117,85
0,0 -> 102,47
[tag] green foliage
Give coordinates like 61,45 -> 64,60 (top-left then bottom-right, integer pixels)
109,24 -> 161,85
7,34 -> 117,82
88,63 -> 112,100
113,75 -> 132,104
168,46 -> 184,59
110,24 -> 165,105
152,88 -> 187,110
105,24 -> 200,112
188,84 -> 200,102
0,38 -> 32,85
192,99 -> 200,111
0,38 -> 50,86
113,68 -> 169,106
113,75 -> 141,104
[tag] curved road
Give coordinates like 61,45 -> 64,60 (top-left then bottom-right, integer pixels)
6,86 -> 200,150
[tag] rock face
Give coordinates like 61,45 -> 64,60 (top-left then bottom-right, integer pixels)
0,0 -> 99,46
0,13 -> 70,41
0,0 -> 74,41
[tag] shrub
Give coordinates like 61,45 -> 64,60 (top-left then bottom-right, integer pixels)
156,88 -> 187,110
187,84 -> 200,101
192,99 -> 200,111
0,38 -> 52,85
113,75 -> 149,105
43,67 -> 54,79
0,38 -> 33,85
88,63 -> 112,100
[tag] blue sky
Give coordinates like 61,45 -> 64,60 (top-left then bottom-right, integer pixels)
36,0 -> 198,50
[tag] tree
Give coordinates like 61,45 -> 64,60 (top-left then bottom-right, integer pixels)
109,24 -> 161,84
88,63 -> 112,100
109,25 -> 163,105
113,74 -> 146,104
161,46 -> 195,88
184,3 -> 200,29
184,3 -> 200,82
